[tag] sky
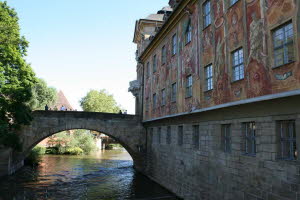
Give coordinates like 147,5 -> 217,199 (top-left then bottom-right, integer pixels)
5,0 -> 168,114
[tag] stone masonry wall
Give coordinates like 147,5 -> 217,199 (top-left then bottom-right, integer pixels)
144,97 -> 300,200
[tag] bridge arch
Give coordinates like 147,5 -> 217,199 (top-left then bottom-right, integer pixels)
17,111 -> 146,171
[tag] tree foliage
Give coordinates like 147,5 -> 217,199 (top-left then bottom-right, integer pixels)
80,89 -> 121,113
0,2 -> 36,150
47,130 -> 97,155
28,78 -> 57,110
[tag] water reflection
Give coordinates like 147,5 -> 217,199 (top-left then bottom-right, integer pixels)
0,150 -> 178,200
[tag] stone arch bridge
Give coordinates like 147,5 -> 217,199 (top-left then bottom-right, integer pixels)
16,111 -> 146,172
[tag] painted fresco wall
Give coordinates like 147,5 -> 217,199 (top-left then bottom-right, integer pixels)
141,0 -> 299,121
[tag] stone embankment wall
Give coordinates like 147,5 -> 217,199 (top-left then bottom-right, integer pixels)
144,96 -> 300,200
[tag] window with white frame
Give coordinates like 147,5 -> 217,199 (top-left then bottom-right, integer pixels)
186,21 -> 192,44
161,88 -> 166,106
153,55 -> 157,73
172,34 -> 177,55
171,82 -> 177,102
273,22 -> 294,67
205,64 -> 213,91
244,122 -> 256,156
203,1 -> 211,28
277,120 -> 297,160
186,75 -> 192,97
232,48 -> 244,81
162,45 -> 167,65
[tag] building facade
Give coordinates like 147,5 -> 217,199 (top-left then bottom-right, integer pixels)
130,0 -> 300,199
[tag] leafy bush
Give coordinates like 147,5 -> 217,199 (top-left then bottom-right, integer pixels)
25,147 -> 43,166
32,146 -> 46,155
65,147 -> 83,155
45,147 -> 58,154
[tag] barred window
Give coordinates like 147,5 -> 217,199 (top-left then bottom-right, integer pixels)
244,122 -> 256,156
161,89 -> 166,106
149,128 -> 154,144
186,75 -> 192,97
232,48 -> 244,81
178,126 -> 183,146
193,125 -> 200,149
221,124 -> 231,153
153,54 -> 157,73
171,83 -> 177,102
277,120 -> 297,160
230,0 -> 239,6
203,1 -> 211,28
167,126 -> 171,144
158,127 -> 161,144
153,93 -> 157,109
273,22 -> 294,67
205,64 -> 213,91
186,21 -> 192,44
172,34 -> 177,55
162,45 -> 167,65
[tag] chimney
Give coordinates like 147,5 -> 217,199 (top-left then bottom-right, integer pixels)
169,0 -> 181,9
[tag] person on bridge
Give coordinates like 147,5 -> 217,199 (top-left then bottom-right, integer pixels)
60,105 -> 66,111
45,104 -> 49,111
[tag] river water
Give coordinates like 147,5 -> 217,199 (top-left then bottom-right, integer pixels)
0,150 -> 178,200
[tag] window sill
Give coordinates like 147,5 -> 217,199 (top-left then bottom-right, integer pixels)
171,53 -> 176,58
204,89 -> 213,93
272,60 -> 295,69
185,95 -> 193,99
243,153 -> 256,157
231,78 -> 244,84
171,100 -> 176,103
185,41 -> 191,46
202,24 -> 211,31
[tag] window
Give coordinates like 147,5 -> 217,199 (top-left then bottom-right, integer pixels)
153,55 -> 157,73
145,97 -> 149,112
205,64 -> 213,91
221,124 -> 231,153
232,48 -> 244,81
167,126 -> 171,144
230,0 -> 239,6
193,125 -> 200,149
244,122 -> 256,155
203,1 -> 211,28
146,62 -> 150,78
277,120 -> 297,160
153,93 -> 157,108
178,126 -> 183,146
273,22 -> 294,67
172,34 -> 177,55
186,75 -> 192,97
161,89 -> 166,106
162,45 -> 167,65
149,128 -> 154,144
171,83 -> 177,102
158,127 -> 161,144
185,21 -> 192,44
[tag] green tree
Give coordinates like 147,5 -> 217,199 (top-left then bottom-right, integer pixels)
28,78 -> 57,110
0,2 -> 36,150
80,89 -> 121,113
